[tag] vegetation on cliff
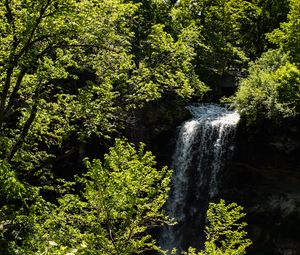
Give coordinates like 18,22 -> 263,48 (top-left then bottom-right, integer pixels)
233,0 -> 300,124
182,200 -> 251,255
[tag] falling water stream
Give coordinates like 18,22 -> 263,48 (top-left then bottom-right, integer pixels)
159,104 -> 240,252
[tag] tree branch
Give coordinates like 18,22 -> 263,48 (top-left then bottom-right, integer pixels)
2,69 -> 27,118
13,0 -> 52,65
0,0 -> 51,126
5,103 -> 38,163
0,66 -> 14,125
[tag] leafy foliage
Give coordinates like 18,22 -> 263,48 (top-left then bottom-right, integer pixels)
0,0 -> 296,253
182,200 -> 252,255
138,23 -> 208,98
168,0 -> 289,83
4,139 -> 172,255
268,0 -> 300,63
233,51 -> 300,123
233,0 -> 300,123
0,0 -> 137,153
0,0 -> 209,170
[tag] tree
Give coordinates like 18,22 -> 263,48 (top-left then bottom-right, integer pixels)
232,0 -> 300,124
267,0 -> 300,64
169,0 -> 251,75
13,139 -> 172,255
233,49 -> 300,123
125,0 -> 209,104
134,22 -> 208,99
0,0 -> 139,163
0,0 -> 209,170
0,1 -> 141,252
182,200 -> 252,255
166,0 -> 290,94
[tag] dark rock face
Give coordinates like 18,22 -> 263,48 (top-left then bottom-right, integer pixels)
219,118 -> 300,255
124,95 -> 191,166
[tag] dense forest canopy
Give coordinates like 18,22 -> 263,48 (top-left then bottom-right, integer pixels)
0,0 -> 299,254
233,0 -> 300,123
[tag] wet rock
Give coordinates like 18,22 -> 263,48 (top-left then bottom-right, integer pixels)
270,136 -> 299,154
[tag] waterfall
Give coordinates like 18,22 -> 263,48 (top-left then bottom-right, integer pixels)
159,104 -> 240,252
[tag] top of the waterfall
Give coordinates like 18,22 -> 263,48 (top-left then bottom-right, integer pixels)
186,104 -> 240,125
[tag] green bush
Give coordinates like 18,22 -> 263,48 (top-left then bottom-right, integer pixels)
233,49 -> 300,123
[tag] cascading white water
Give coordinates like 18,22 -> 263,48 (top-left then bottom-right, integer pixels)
159,104 -> 240,252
